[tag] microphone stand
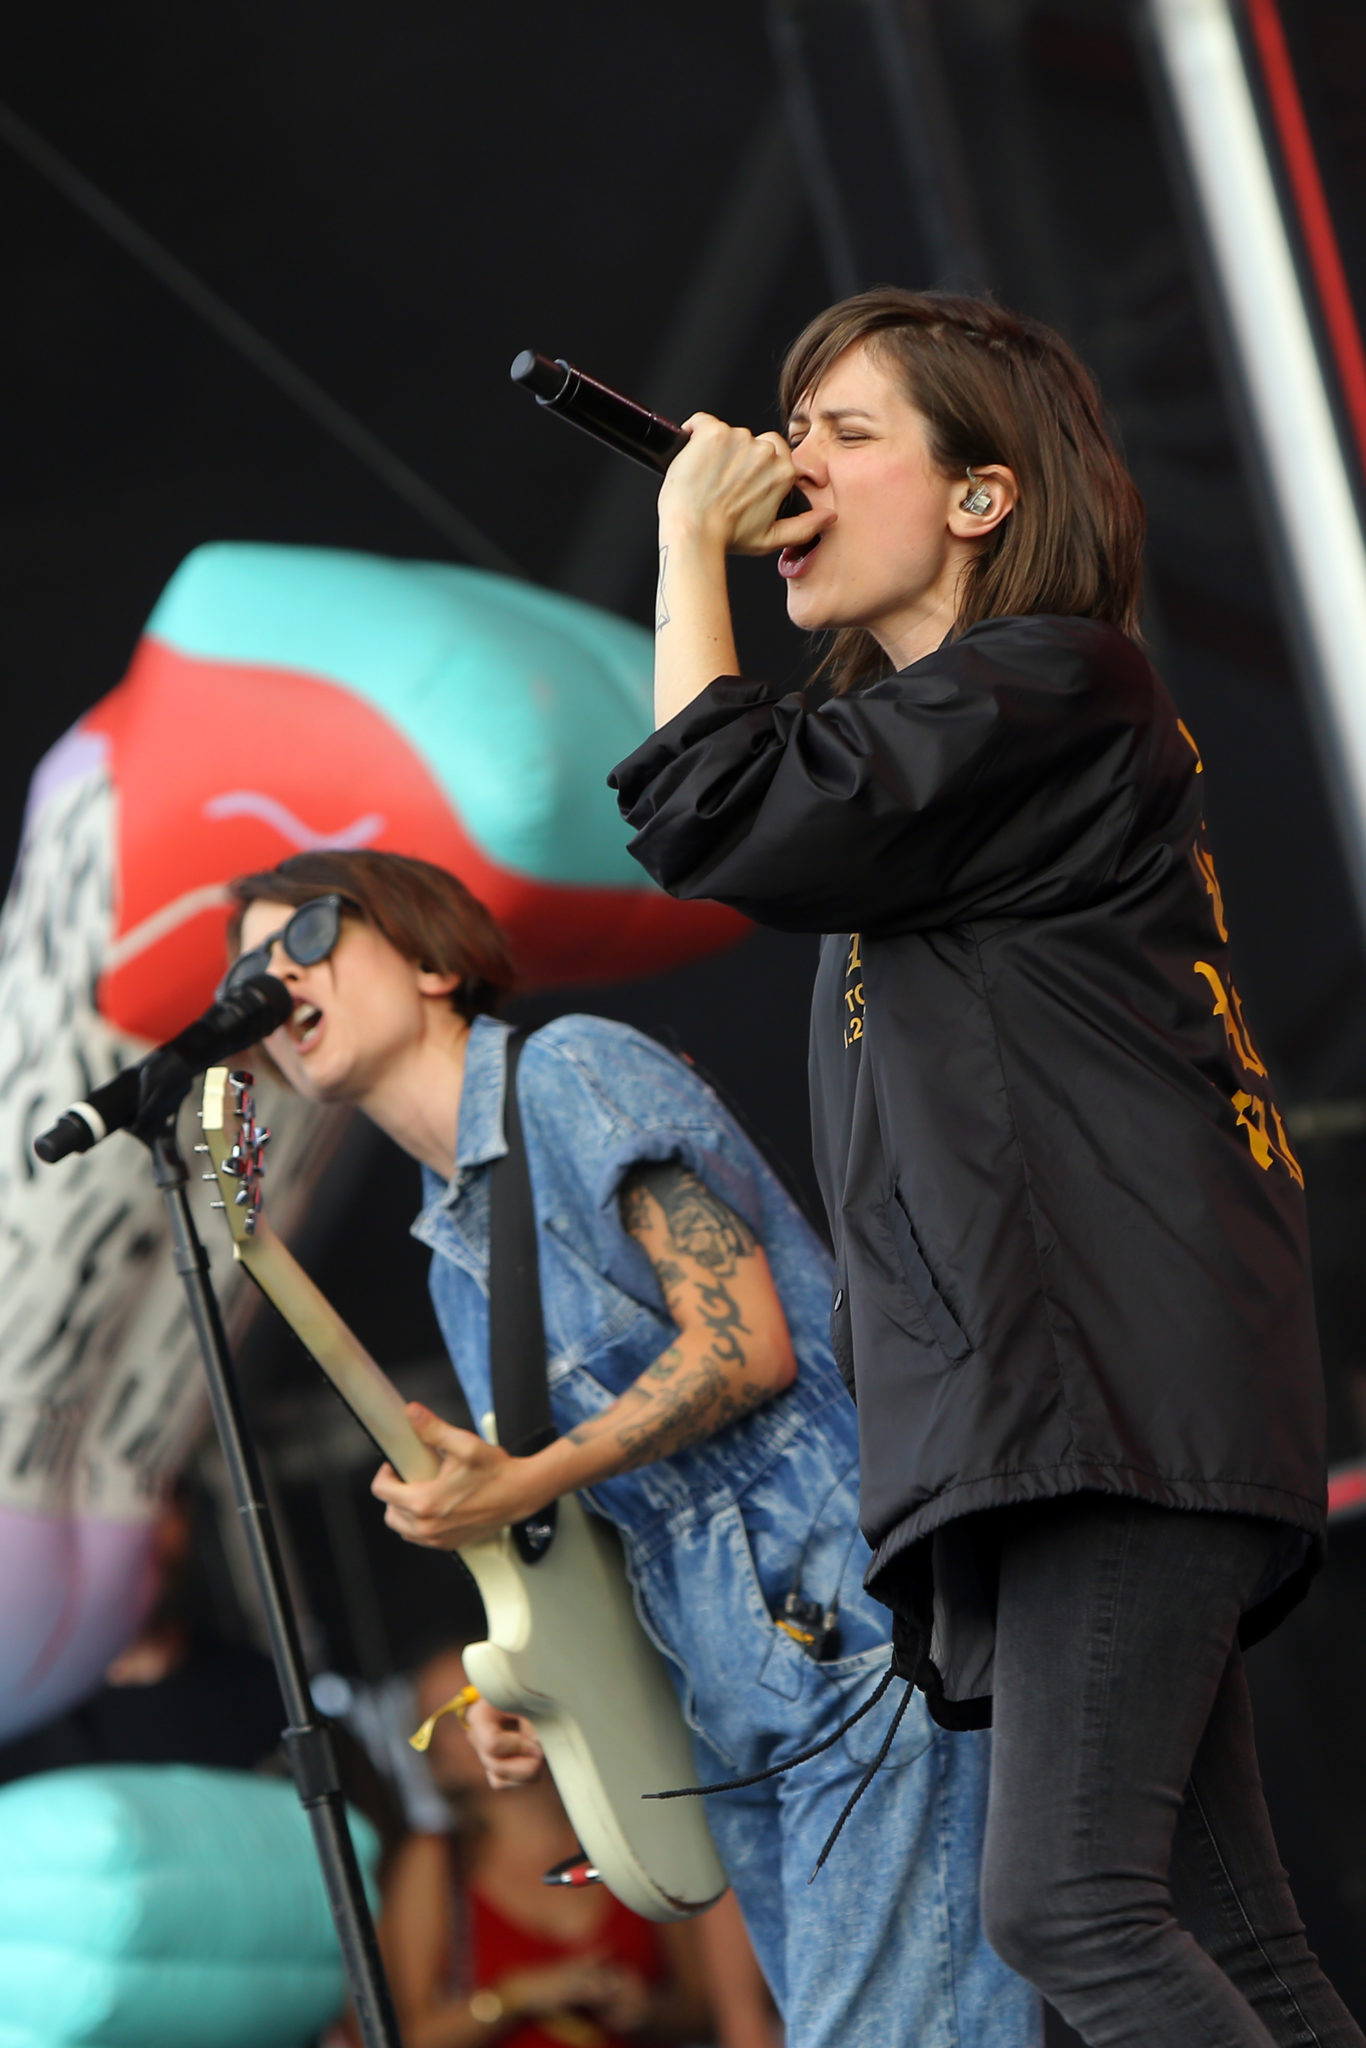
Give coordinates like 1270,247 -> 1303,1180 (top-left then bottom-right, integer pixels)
138,1096 -> 404,2048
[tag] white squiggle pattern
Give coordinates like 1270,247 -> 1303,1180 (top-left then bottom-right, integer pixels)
104,882 -> 233,973
203,791 -> 386,850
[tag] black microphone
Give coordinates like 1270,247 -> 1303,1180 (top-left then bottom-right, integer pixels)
510,351 -> 688,474
510,350 -> 809,520
34,974 -> 295,1164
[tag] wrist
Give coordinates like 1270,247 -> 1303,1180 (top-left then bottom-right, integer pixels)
656,509 -> 728,557
530,1432 -> 598,1500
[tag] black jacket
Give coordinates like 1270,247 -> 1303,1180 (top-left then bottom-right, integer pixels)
611,614 -> 1325,1710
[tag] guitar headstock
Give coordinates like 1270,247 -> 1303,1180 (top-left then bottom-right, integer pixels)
199,1065 -> 270,1246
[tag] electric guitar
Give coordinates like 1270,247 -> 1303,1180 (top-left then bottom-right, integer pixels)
199,1066 -> 727,1922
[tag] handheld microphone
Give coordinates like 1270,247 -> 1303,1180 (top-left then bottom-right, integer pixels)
34,974 -> 294,1164
511,350 -> 810,521
510,351 -> 688,474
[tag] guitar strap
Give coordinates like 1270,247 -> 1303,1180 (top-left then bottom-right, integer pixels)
488,1028 -> 558,1562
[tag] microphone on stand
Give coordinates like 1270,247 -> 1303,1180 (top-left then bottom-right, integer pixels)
34,974 -> 295,1164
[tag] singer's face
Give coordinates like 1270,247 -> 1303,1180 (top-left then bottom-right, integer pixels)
235,898 -> 453,1105
782,341 -> 968,657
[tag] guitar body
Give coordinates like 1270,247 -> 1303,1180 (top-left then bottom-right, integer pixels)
460,1503 -> 726,1919
200,1069 -> 726,1922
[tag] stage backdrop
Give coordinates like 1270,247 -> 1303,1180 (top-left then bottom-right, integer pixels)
0,542 -> 746,1742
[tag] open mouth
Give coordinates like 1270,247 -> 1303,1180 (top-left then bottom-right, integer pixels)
291,1001 -> 324,1049
778,533 -> 822,579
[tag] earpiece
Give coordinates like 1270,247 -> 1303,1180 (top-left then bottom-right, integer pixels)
961,466 -> 993,516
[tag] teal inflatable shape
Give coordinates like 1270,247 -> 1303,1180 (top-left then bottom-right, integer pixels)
146,544 -> 657,887
0,1765 -> 380,2047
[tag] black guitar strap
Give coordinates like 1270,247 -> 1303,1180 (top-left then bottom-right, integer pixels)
488,1029 -> 558,1562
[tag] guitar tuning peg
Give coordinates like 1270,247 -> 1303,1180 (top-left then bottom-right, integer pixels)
258,1128 -> 271,1146
193,1142 -> 209,1155
234,1186 -> 251,1206
209,1200 -> 226,1211
201,1172 -> 218,1183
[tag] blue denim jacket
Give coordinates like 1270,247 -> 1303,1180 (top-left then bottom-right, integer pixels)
411,1015 -> 896,1760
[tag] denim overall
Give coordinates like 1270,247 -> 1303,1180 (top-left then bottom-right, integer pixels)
412,1015 -> 1038,2048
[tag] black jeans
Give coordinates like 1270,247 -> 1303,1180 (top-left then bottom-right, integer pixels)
978,1496 -> 1364,2048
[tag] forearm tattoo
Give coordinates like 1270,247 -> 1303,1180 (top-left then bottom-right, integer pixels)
569,1163 -> 770,1469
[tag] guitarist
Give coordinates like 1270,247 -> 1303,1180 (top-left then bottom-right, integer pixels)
226,847 -> 1040,2048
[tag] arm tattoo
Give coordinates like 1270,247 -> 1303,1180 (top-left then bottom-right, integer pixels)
655,544 -> 670,631
624,1161 -> 757,1278
569,1354 -> 771,1472
612,1366 -> 770,1472
619,1177 -> 654,1237
567,1163 -> 773,1469
694,1276 -> 748,1369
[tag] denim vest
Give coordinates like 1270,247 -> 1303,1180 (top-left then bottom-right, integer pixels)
412,1016 -> 891,1745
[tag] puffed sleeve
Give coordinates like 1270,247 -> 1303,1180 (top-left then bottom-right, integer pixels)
609,616 -> 1162,935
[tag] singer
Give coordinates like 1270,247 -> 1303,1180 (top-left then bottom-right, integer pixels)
609,289 -> 1363,2048
223,847 -> 1040,2048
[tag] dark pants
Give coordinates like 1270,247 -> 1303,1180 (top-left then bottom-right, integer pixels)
979,1496 -> 1365,2048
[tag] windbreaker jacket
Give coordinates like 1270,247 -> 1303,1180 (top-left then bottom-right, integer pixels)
610,614 -> 1326,1700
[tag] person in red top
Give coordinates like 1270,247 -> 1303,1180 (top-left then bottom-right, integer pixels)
378,1647 -> 771,2048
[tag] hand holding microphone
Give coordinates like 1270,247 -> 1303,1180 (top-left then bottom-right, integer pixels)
656,412 -> 833,562
513,349 -> 834,724
510,351 -> 831,556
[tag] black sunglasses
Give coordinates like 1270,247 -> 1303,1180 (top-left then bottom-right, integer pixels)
222,894 -> 352,998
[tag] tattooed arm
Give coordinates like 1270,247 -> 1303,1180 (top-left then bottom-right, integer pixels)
558,1161 -> 797,1475
373,1162 -> 797,1550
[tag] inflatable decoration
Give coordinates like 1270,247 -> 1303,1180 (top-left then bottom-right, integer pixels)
0,544 -> 748,1743
0,1764 -> 379,2047
93,543 -> 744,1039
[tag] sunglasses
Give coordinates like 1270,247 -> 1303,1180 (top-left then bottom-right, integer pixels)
222,894 -> 352,999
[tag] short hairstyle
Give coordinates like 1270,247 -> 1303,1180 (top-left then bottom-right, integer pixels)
225,849 -> 515,1022
778,287 -> 1146,691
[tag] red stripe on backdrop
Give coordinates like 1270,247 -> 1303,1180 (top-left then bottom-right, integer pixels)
85,639 -> 748,1040
1327,1463 -> 1366,1520
1244,0 -> 1366,479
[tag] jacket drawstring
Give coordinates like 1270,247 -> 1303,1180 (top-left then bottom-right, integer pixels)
805,1675 -> 914,1881
645,1661 -> 911,1878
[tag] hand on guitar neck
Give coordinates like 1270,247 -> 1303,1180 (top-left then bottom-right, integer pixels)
370,1401 -> 558,1549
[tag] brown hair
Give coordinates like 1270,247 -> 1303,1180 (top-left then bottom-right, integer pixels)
226,849 -> 515,1021
778,287 -> 1146,691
